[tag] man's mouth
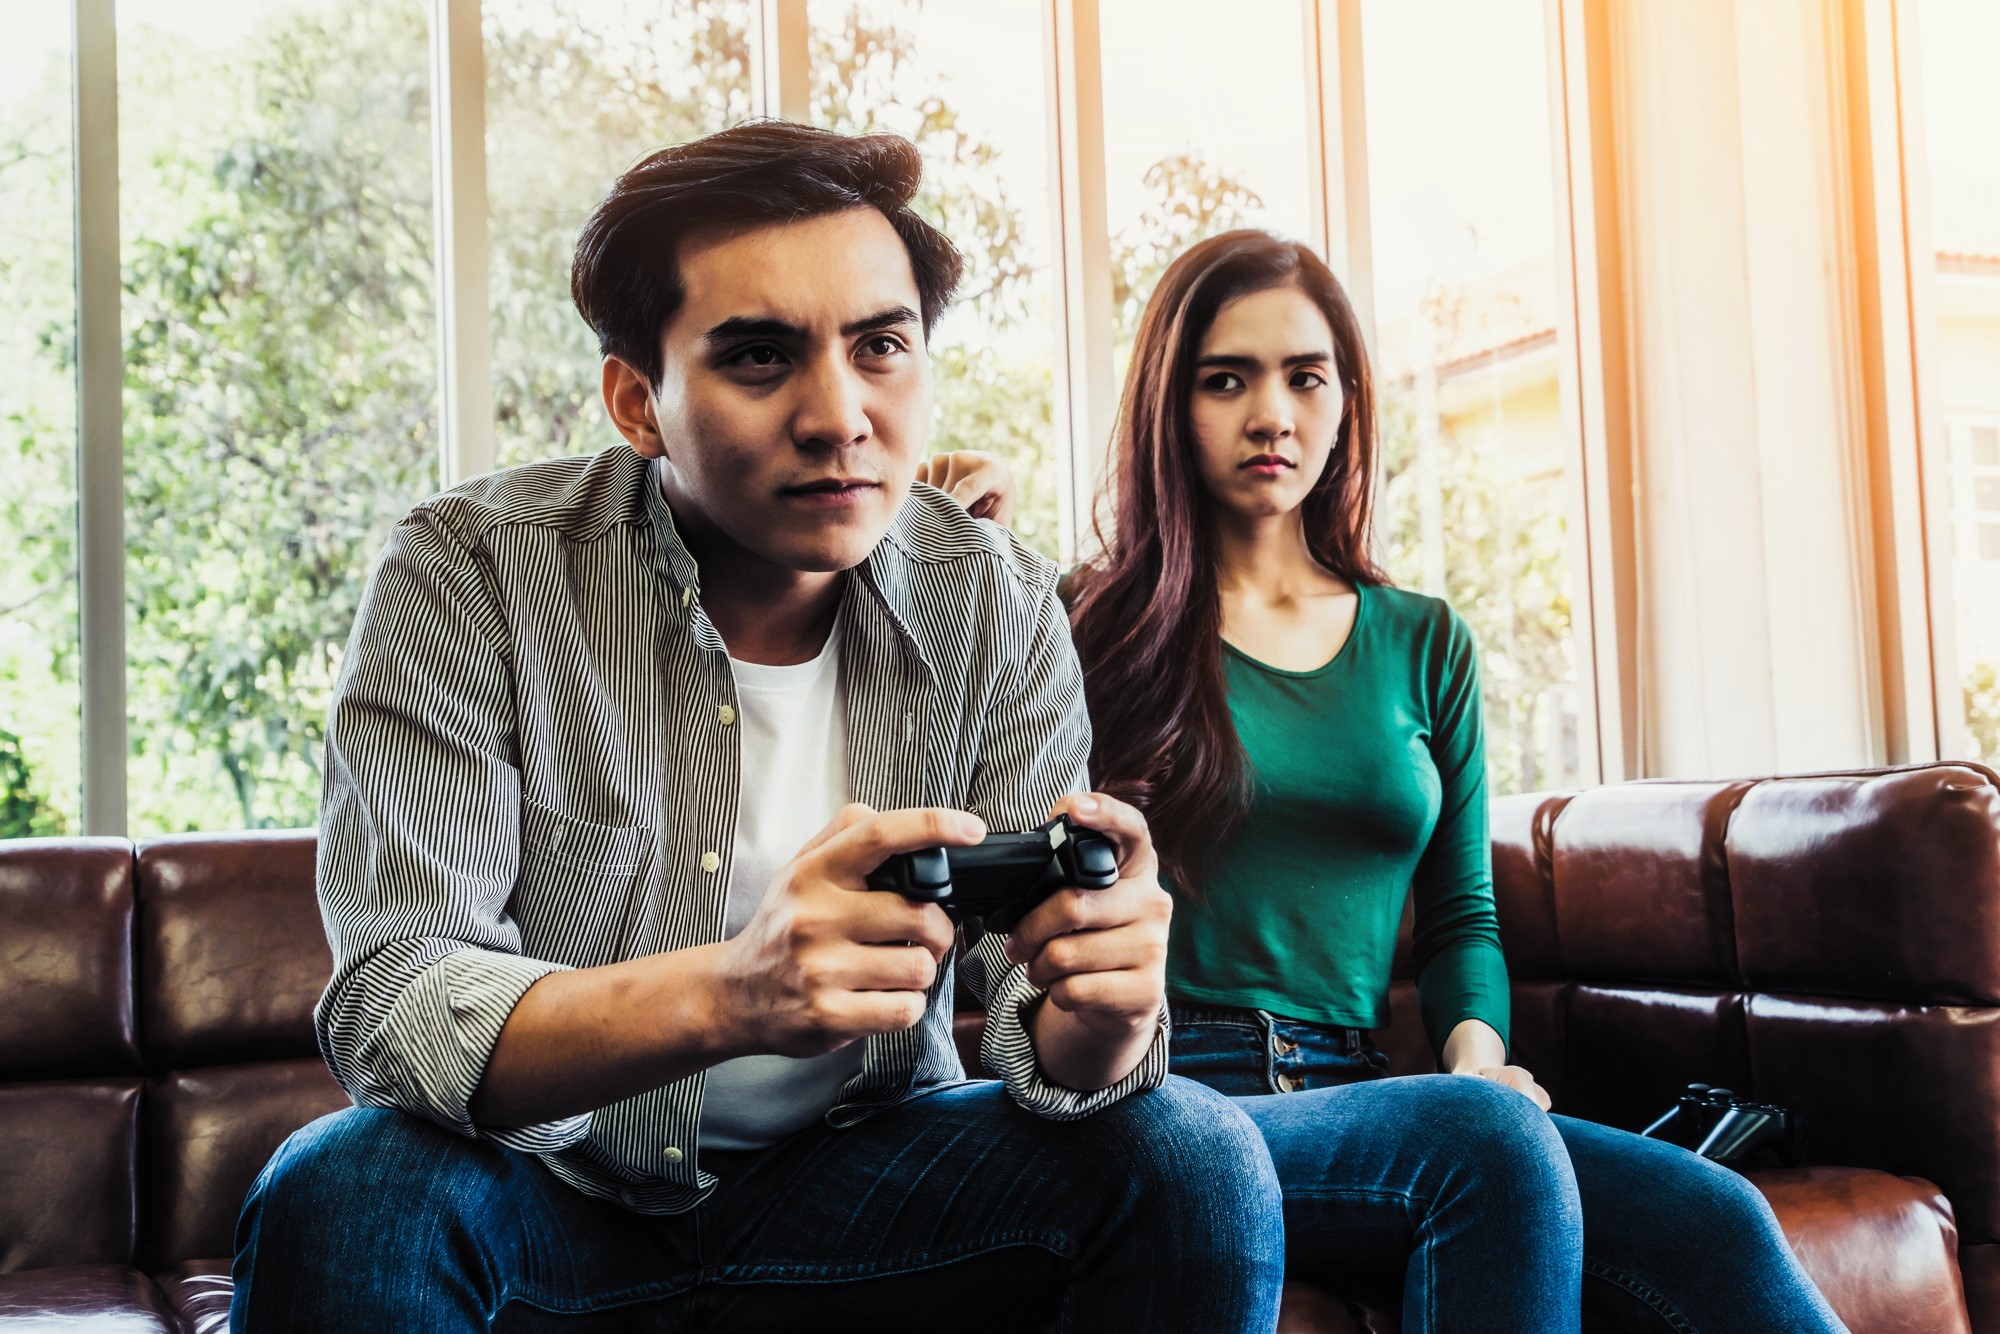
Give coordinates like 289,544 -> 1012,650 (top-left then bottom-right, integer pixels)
781,478 -> 881,505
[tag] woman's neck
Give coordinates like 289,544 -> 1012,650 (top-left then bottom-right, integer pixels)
1211,507 -> 1341,602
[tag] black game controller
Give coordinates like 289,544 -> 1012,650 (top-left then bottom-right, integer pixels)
865,813 -> 1121,934
1641,1084 -> 1805,1167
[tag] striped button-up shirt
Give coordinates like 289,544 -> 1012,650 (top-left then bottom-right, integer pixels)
314,445 -> 1169,1214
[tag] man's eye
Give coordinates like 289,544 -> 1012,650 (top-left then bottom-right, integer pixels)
862,335 -> 905,357
730,345 -> 784,368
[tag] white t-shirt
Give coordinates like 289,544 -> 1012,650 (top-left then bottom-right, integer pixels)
697,616 -> 867,1151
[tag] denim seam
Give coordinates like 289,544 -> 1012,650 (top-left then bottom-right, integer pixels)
702,1231 -> 1073,1286
1583,1256 -> 1699,1334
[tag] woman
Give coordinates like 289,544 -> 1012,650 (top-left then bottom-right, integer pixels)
921,231 -> 1845,1332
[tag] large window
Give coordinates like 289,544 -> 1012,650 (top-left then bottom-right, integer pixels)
1361,0 -> 1584,794
807,0 -> 1061,556
485,0 -> 752,468
1912,0 -> 2000,765
30,0 -> 1607,832
1099,0 -> 1315,366
0,9 -> 80,837
116,0 -> 436,832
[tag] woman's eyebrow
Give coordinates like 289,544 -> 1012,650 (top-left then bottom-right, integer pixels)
1194,351 -> 1333,369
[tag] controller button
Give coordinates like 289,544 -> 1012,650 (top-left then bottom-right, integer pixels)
911,848 -> 952,892
1077,841 -> 1119,879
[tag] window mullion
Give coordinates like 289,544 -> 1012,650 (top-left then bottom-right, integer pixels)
430,0 -> 494,490
72,0 -> 127,837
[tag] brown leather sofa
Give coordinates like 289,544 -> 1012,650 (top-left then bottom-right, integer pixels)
0,761 -> 1995,1331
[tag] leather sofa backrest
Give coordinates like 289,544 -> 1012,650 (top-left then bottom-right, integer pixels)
1386,763 -> 2000,1246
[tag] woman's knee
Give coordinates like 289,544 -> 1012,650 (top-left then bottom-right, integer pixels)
1401,1076 -> 1581,1213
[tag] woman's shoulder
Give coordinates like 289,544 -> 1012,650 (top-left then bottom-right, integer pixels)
1358,582 -> 1471,645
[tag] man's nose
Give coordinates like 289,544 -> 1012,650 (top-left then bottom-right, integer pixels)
792,354 -> 871,451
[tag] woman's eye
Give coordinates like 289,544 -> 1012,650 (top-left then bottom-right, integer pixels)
1202,371 -> 1243,392
1291,369 -> 1328,390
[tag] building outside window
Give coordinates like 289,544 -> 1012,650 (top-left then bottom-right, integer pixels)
1912,0 -> 2000,764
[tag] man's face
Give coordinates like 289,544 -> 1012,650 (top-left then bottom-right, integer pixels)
639,207 -> 933,575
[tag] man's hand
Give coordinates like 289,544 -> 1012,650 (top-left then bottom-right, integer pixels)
1442,1018 -> 1552,1111
915,451 -> 1020,526
714,803 -> 982,1058
1004,793 -> 1170,1087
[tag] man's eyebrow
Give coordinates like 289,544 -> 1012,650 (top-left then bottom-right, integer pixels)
703,315 -> 805,346
1195,350 -> 1335,370
842,305 -> 921,337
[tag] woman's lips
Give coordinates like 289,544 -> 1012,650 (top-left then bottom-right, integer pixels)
1239,455 -> 1295,476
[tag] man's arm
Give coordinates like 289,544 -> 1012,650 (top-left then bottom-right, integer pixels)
471,803 -> 979,1127
320,514 -> 976,1138
959,550 -> 1172,1112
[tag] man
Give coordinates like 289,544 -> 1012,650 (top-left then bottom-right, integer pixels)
231,121 -> 1282,1331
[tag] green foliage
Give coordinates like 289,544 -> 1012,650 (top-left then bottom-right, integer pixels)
1377,372 -> 1576,795
0,728 -> 64,839
1968,659 -> 2000,763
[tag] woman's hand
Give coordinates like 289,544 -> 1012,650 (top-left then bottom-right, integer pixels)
914,450 -> 1019,525
1442,1018 -> 1552,1111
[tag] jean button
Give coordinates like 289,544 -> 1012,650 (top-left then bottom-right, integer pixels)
1276,1073 -> 1299,1093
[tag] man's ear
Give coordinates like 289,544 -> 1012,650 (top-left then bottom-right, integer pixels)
602,356 -> 666,459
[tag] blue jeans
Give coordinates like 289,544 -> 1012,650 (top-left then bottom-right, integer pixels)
231,1076 -> 1283,1332
1170,1002 -> 1849,1334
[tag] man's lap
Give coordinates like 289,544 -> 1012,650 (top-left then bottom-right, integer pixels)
236,1076 -> 1271,1328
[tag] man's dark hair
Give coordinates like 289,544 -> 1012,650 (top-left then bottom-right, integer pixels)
571,120 -> 964,388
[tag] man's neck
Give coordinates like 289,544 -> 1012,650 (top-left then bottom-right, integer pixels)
662,481 -> 845,667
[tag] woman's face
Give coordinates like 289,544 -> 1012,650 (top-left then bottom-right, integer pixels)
1187,283 -> 1345,524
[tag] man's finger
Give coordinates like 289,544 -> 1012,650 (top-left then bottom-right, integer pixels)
812,806 -> 988,883
842,893 -> 957,961
1048,792 -> 1157,879
1022,923 -> 1162,992
795,802 -> 877,858
1006,880 -> 1158,965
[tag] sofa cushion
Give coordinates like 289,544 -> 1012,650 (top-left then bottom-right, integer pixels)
0,1264 -> 176,1330
1746,995 -> 2000,1245
137,832 -> 328,1069
1560,986 -> 1750,1132
1751,1167 -> 1969,1334
1731,765 -> 2000,1004
156,1260 -> 232,1334
0,838 -> 138,1079
0,1081 -> 140,1273
1550,780 -> 1752,986
143,1059 -> 350,1269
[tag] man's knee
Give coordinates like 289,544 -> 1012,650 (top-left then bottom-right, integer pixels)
1086,1076 -> 1283,1218
244,1105 -> 506,1243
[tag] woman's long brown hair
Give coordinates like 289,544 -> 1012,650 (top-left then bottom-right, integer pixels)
1069,230 -> 1385,891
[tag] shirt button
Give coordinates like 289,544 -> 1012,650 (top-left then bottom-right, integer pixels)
619,1189 -> 640,1207
717,704 -> 736,726
700,851 -> 721,874
663,1146 -> 684,1163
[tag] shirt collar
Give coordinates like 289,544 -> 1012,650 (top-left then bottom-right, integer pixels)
642,456 -> 929,669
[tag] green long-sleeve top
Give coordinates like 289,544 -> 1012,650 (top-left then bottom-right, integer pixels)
1165,582 -> 1511,1056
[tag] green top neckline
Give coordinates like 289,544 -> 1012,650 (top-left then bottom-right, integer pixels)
1219,581 -> 1368,680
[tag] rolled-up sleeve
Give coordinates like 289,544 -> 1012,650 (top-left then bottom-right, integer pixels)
313,511 -> 591,1153
957,545 -> 1170,1117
